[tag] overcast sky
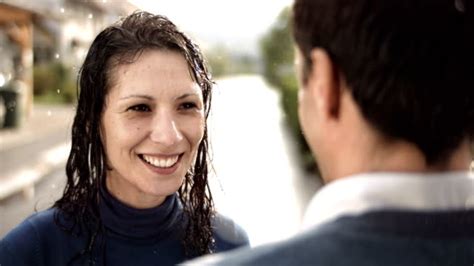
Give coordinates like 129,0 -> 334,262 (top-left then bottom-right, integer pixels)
129,0 -> 292,55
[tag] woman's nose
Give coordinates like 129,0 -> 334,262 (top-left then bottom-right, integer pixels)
149,113 -> 183,146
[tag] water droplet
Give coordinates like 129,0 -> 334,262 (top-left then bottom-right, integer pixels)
55,53 -> 60,59
60,7 -> 65,13
57,89 -> 61,94
466,195 -> 474,208
47,110 -> 52,116
88,13 -> 94,19
0,74 -> 5,87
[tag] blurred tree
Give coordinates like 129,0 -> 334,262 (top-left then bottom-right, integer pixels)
206,44 -> 231,78
33,62 -> 76,103
260,8 -> 294,89
205,44 -> 259,78
260,7 -> 318,174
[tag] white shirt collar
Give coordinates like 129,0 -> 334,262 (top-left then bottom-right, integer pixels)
302,171 -> 474,231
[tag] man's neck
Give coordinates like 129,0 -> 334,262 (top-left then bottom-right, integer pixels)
324,137 -> 471,183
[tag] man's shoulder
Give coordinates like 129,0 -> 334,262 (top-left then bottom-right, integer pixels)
223,226 -> 337,266
188,221 -> 348,266
192,210 -> 474,265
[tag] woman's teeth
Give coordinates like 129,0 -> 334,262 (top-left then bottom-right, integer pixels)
142,154 -> 179,168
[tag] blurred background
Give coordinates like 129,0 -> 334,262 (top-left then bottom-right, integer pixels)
0,0 -> 321,246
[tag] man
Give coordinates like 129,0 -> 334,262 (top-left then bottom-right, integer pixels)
188,0 -> 474,265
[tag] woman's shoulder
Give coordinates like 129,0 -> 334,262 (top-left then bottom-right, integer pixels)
2,208 -> 58,241
212,213 -> 250,252
0,208 -> 59,264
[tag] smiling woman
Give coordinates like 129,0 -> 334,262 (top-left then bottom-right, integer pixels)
101,51 -> 206,210
0,11 -> 248,266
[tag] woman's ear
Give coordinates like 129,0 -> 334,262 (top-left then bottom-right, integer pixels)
307,48 -> 341,120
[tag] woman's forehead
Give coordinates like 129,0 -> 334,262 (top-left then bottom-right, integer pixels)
106,50 -> 201,98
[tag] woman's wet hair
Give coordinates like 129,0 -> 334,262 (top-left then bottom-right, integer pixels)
54,11 -> 215,263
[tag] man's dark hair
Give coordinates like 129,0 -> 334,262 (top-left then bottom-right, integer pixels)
54,11 -> 215,264
292,0 -> 474,164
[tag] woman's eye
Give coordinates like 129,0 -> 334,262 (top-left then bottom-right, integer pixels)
180,102 -> 198,110
128,104 -> 150,112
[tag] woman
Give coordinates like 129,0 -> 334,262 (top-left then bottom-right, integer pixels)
0,11 -> 248,265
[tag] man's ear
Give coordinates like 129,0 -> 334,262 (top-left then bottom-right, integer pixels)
308,48 -> 340,119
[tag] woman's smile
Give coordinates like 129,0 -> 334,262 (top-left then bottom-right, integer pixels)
139,153 -> 184,175
140,153 -> 181,168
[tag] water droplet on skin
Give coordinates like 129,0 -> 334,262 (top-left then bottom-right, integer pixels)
47,111 -> 52,116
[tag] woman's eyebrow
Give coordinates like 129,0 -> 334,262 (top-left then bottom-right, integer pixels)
119,94 -> 154,101
176,92 -> 200,100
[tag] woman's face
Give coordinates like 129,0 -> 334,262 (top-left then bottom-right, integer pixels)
100,49 -> 205,209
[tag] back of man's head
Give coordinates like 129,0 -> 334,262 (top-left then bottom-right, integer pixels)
292,0 -> 474,165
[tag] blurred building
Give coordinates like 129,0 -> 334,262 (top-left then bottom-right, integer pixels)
0,0 -> 136,124
4,0 -> 137,65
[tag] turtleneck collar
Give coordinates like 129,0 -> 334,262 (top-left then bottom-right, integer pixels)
99,184 -> 184,241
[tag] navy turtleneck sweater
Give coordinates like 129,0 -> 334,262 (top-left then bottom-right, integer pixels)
0,187 -> 249,266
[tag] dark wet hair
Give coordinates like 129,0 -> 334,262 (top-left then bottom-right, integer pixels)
53,11 -> 215,262
292,0 -> 474,165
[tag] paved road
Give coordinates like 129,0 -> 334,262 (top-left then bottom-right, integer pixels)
0,130 -> 70,177
0,167 -> 65,237
0,75 -> 320,245
208,75 -> 320,246
0,104 -> 74,177
0,105 -> 73,237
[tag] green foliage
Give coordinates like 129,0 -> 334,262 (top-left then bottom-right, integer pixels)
260,7 -> 318,173
33,62 -> 76,104
260,9 -> 295,89
206,45 -> 231,78
205,45 -> 259,78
